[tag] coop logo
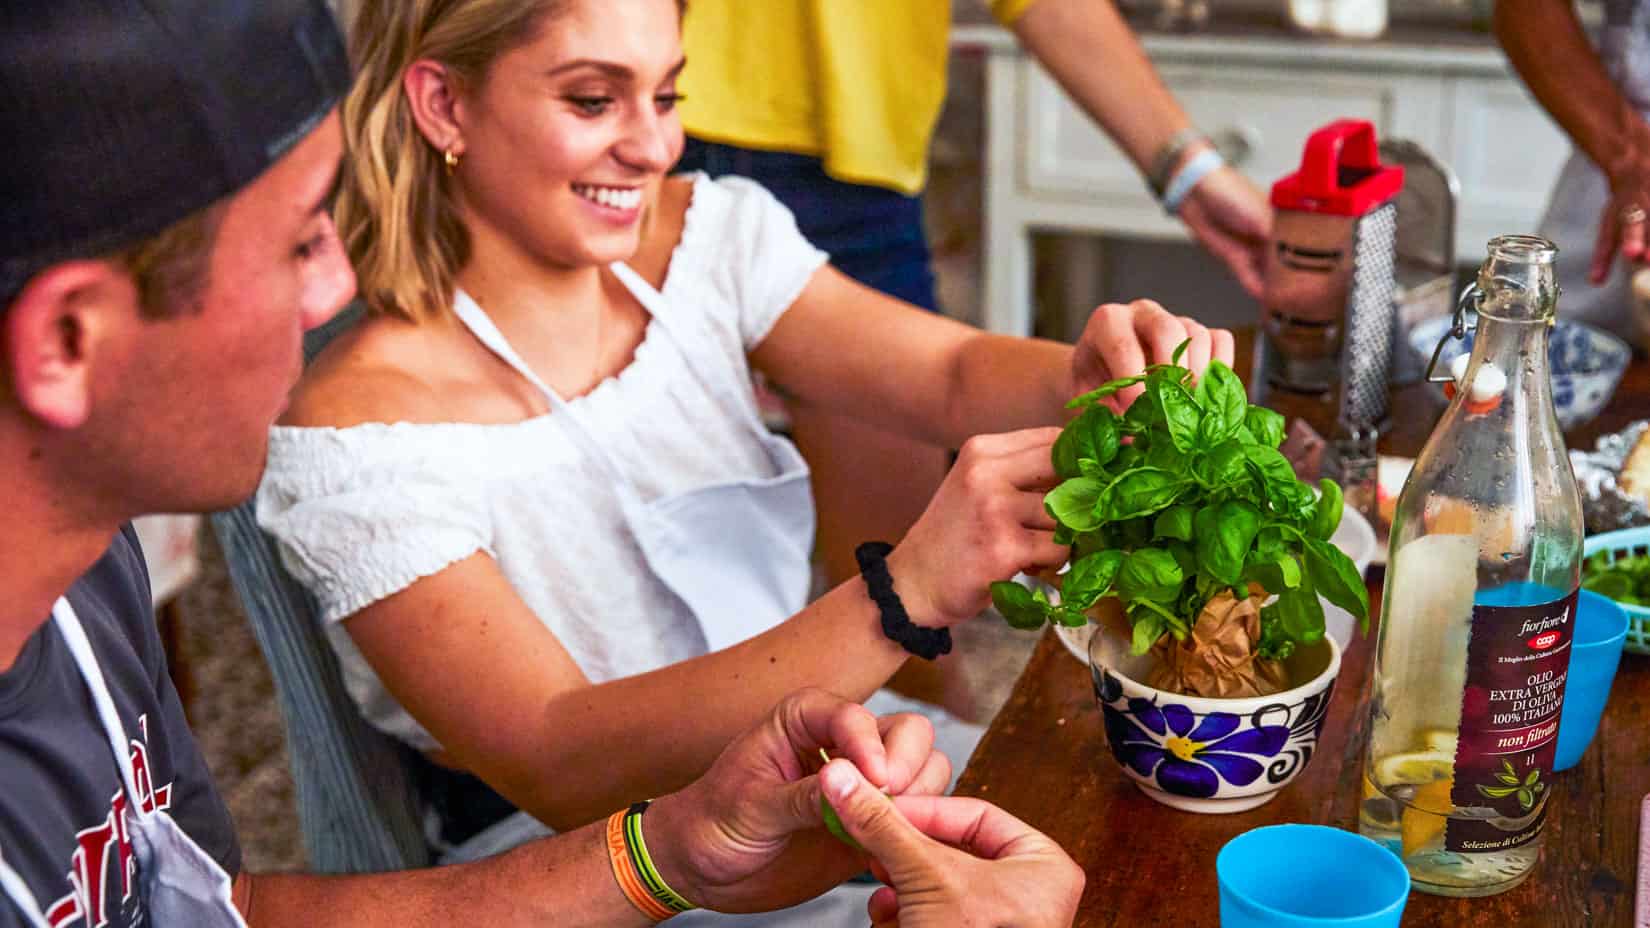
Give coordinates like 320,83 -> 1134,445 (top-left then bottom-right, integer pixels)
1526,630 -> 1563,651
1518,608 -> 1570,653
42,715 -> 173,928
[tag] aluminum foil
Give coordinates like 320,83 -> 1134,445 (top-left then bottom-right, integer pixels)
1570,420 -> 1650,534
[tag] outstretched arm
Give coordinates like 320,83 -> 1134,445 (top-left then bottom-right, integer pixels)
751,264 -> 1233,448
1007,0 -> 1271,295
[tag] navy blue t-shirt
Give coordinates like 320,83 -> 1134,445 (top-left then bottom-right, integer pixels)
0,527 -> 241,927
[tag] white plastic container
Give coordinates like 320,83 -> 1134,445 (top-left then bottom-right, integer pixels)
1288,0 -> 1389,39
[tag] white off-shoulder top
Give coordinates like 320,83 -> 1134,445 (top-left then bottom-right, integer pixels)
256,174 -> 829,750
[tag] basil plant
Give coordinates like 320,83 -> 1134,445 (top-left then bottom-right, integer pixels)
991,346 -> 1370,661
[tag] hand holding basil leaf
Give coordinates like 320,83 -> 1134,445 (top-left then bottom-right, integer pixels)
993,342 -> 1370,663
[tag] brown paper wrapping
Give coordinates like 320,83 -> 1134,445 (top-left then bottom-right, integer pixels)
1142,590 -> 1290,698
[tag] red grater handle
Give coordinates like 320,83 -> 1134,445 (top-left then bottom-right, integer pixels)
1271,119 -> 1404,216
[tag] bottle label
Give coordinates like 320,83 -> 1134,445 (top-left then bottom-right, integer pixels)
1446,587 -> 1578,853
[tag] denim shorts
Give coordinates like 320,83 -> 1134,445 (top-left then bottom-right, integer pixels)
677,138 -> 940,312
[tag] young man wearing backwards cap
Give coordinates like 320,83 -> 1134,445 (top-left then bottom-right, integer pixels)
0,2 -> 1082,926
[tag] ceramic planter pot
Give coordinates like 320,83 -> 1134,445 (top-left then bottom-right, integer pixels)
1088,628 -> 1342,813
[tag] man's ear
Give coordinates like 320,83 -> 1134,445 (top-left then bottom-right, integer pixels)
3,261 -> 135,429
403,58 -> 467,158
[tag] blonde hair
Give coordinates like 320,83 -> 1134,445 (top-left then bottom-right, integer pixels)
336,0 -> 567,320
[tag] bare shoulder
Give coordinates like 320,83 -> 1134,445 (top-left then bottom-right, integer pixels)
279,315 -> 454,429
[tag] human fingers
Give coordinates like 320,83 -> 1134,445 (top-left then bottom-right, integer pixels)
820,760 -> 943,881
781,690 -> 890,787
1210,327 -> 1236,368
992,440 -> 1062,495
900,745 -> 953,798
888,795 -> 1062,861
1129,299 -> 1189,372
1074,303 -> 1147,406
868,886 -> 901,926
1621,202 -> 1647,262
1592,206 -> 1621,285
959,426 -> 1064,459
1175,315 -> 1212,374
874,712 -> 938,796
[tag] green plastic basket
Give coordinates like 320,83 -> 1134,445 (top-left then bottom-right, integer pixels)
1583,525 -> 1650,656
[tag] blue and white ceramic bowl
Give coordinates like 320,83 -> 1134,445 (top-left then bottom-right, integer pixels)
1407,315 -> 1630,431
1088,630 -> 1341,813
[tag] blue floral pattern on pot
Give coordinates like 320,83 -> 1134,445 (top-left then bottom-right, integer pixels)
1091,666 -> 1336,804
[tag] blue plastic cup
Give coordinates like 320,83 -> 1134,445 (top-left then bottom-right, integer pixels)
1217,825 -> 1409,927
1554,590 -> 1630,772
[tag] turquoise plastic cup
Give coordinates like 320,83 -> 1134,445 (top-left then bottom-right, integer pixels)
1217,825 -> 1409,927
1554,590 -> 1630,772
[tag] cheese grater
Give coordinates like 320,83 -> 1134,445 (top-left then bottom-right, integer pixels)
1253,119 -> 1404,517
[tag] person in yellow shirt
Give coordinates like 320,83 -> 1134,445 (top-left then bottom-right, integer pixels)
678,0 -> 1271,701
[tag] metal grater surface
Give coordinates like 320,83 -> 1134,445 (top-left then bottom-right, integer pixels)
1341,202 -> 1399,427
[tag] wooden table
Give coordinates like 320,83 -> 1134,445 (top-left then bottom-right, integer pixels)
955,338 -> 1650,927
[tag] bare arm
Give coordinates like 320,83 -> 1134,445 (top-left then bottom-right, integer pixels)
340,426 -> 1065,833
343,555 -> 909,831
1494,0 -> 1650,277
1494,0 -> 1643,182
237,823 -> 647,928
750,264 -> 1233,447
238,691 -> 952,928
1010,0 -> 1188,173
1009,0 -> 1272,295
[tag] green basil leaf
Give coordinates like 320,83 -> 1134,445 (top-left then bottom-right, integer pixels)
1112,444 -> 1145,471
1168,540 -> 1198,578
1116,548 -> 1184,604
1275,586 -> 1326,643
1154,504 -> 1196,541
1256,603 -> 1297,661
1145,428 -> 1187,473
1243,553 -> 1302,593
1099,468 -> 1188,523
1305,538 -> 1370,628
1048,606 -> 1085,627
1130,611 -> 1168,655
1065,374 -> 1148,409
1158,380 -> 1203,453
1122,374 -> 1169,434
1194,500 -> 1263,587
1171,337 -> 1190,367
1045,476 -> 1105,533
991,581 -> 1049,630
1194,440 -> 1248,488
1088,406 -> 1121,467
1194,360 -> 1247,446
1311,479 -> 1345,540
1063,549 -> 1124,610
1253,526 -> 1287,560
1051,419 -> 1094,480
1244,406 -> 1286,449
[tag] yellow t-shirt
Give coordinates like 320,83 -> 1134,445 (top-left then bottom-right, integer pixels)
680,0 -> 1038,196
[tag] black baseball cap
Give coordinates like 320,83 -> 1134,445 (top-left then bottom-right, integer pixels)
0,0 -> 350,287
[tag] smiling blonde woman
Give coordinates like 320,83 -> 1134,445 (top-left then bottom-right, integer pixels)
257,1 -> 1229,921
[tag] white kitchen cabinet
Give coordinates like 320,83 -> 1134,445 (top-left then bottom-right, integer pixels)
955,26 -> 1570,335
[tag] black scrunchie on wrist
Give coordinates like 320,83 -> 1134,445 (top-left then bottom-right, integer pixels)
855,542 -> 952,661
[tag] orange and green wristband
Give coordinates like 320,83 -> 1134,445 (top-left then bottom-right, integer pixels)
605,801 -> 698,922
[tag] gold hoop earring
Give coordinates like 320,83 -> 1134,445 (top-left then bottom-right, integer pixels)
443,147 -> 461,174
